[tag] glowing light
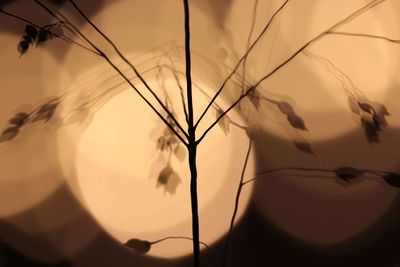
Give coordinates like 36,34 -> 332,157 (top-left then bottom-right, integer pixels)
61,74 -> 254,258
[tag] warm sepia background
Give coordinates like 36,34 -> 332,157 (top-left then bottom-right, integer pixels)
1,0 -> 400,266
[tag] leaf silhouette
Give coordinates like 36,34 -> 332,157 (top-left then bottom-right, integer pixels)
248,90 -> 261,110
124,239 -> 151,254
216,108 -> 230,135
0,127 -> 19,143
370,101 -> 390,129
373,113 -> 387,129
334,167 -> 363,182
286,113 -> 307,131
163,125 -> 174,137
277,101 -> 294,115
38,102 -> 58,112
32,109 -> 56,123
158,165 -> 174,185
37,29 -> 51,45
358,102 -> 373,114
25,25 -> 38,40
370,101 -> 390,116
174,144 -> 186,162
9,112 -> 29,127
383,173 -> 400,188
156,136 -> 166,151
157,165 -> 181,195
32,102 -> 59,123
17,41 -> 29,55
293,141 -> 314,154
360,114 -> 380,143
166,136 -> 178,147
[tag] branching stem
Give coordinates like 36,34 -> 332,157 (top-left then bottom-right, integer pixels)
197,0 -> 387,144
65,0 -> 188,139
32,0 -> 188,145
194,0 -> 290,129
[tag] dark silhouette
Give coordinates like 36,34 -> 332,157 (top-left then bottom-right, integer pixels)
1,1 -> 399,267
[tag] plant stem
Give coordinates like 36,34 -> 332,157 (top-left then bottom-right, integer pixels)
188,144 -> 200,267
223,136 -> 253,267
65,0 -> 188,140
327,31 -> 400,44
33,0 -> 188,144
182,0 -> 200,266
196,0 -> 386,144
241,167 -> 396,186
194,0 -> 290,129
150,236 -> 210,250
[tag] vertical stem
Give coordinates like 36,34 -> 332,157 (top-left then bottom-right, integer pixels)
188,143 -> 200,267
183,0 -> 200,267
183,0 -> 193,127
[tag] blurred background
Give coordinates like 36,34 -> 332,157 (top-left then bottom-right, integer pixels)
1,0 -> 400,266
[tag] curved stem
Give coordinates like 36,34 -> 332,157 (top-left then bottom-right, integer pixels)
194,0 -> 290,129
222,136 -> 253,267
196,0 -> 387,144
150,236 -> 210,250
0,8 -> 41,27
327,31 -> 400,44
33,0 -> 188,145
242,167 -> 397,186
0,9 -> 99,55
166,57 -> 189,123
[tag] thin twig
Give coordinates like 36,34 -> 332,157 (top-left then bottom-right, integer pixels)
302,49 -> 365,100
194,0 -> 290,129
222,135 -> 253,267
33,0 -> 188,145
196,0 -> 387,144
0,8 -> 41,27
0,8 -> 99,55
166,55 -> 189,123
193,82 -> 247,130
240,0 -> 259,97
65,0 -> 188,139
150,236 -> 210,250
327,31 -> 400,44
241,166 -> 395,186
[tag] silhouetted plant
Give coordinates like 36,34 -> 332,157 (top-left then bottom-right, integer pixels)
303,50 -> 390,144
1,1 -> 399,267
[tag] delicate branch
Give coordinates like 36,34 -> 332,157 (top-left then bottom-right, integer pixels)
65,0 -> 188,139
327,31 -> 400,44
33,0 -> 188,145
195,83 -> 248,130
223,12 -> 258,262
240,0 -> 259,97
166,56 -> 189,123
182,1 -> 200,267
194,0 -> 290,129
241,166 -> 395,186
302,49 -> 363,98
0,8 -> 99,55
196,0 -> 387,144
0,8 -> 41,27
150,236 -> 210,250
222,135 -> 253,267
